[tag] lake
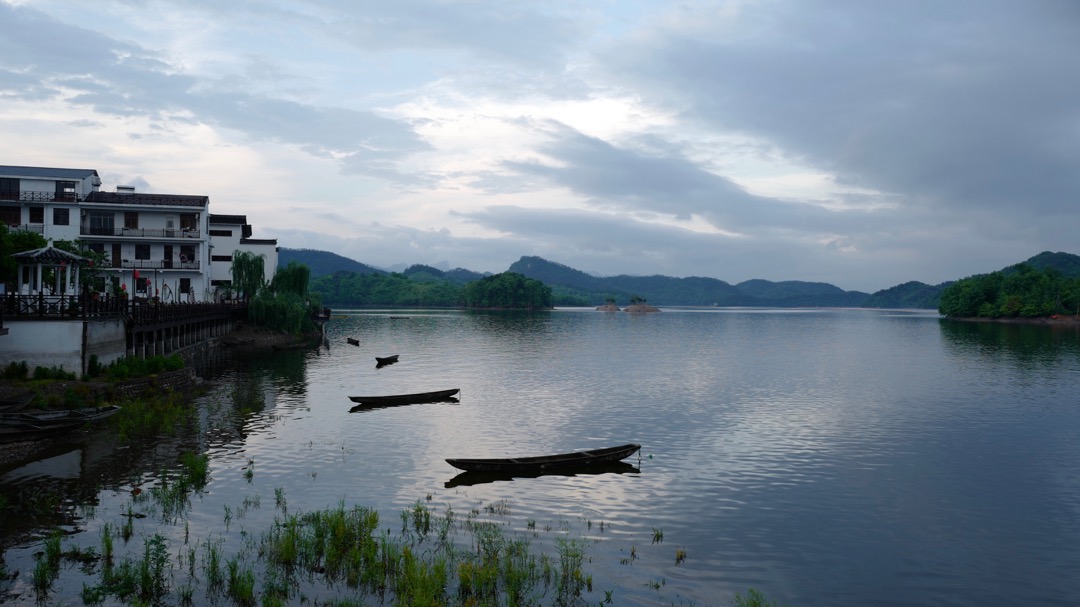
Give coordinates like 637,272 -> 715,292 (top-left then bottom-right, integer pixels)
3,307 -> 1080,606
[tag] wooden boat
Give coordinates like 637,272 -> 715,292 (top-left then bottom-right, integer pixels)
445,460 -> 639,488
0,405 -> 121,428
346,338 -> 360,346
375,354 -> 399,366
0,391 -> 34,413
446,443 -> 641,473
347,388 -> 460,406
272,341 -> 310,351
0,420 -> 85,443
350,396 -> 458,413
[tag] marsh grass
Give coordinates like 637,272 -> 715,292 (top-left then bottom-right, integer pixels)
19,490 -> 751,607
111,390 -> 197,442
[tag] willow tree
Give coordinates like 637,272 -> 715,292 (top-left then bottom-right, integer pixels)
231,251 -> 266,301
271,261 -> 310,298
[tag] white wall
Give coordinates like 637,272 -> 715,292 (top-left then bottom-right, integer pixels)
0,321 -> 84,375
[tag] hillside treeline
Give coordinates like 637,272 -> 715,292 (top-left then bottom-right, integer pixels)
938,264 -> 1080,318
461,273 -> 552,309
310,270 -> 552,309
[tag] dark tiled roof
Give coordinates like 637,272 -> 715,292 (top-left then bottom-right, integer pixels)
241,238 -> 278,245
209,214 -> 248,224
0,165 -> 98,180
85,191 -> 208,208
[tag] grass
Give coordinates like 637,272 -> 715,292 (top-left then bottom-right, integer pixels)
12,491 -> 785,607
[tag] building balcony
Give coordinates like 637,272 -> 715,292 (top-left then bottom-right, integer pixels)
80,226 -> 202,239
118,259 -> 201,271
7,224 -> 45,234
0,192 -> 83,203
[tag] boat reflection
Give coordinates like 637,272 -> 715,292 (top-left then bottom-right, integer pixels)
348,397 -> 459,413
444,460 -> 640,488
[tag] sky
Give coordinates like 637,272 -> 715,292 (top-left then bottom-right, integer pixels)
2,0 -> 1078,293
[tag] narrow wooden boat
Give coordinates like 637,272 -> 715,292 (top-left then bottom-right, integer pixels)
446,443 -> 641,473
346,338 -> 360,346
347,388 -> 459,406
350,396 -> 459,413
0,405 -> 121,428
445,460 -> 640,488
0,392 -> 34,413
0,420 -> 85,443
375,354 -> 399,366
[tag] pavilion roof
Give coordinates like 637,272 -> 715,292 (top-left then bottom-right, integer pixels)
11,245 -> 88,263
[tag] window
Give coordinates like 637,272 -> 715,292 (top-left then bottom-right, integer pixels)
180,213 -> 197,231
124,212 -> 139,229
209,229 -> 233,237
135,244 -> 151,260
180,246 -> 196,264
53,208 -> 70,225
180,278 -> 191,294
211,255 -> 233,262
0,206 -> 19,226
0,178 -> 17,200
55,181 -> 77,201
29,207 -> 44,223
88,211 -> 114,235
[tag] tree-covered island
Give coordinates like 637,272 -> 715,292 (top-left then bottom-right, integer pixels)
938,263 -> 1080,319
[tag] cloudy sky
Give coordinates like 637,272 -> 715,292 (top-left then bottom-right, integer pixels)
2,0 -> 1077,292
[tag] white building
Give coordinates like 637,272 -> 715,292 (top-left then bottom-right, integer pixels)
208,214 -> 279,297
1,165 -> 276,303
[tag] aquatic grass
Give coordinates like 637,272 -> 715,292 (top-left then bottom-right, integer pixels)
676,547 -> 687,564
226,556 -> 257,606
735,588 -> 785,607
23,491 -> 718,607
111,389 -> 197,442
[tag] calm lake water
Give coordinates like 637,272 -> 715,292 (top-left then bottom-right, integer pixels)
3,307 -> 1080,606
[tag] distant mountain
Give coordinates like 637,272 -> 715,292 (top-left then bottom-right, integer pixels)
278,248 -> 385,278
402,264 -> 488,285
280,248 -> 1080,310
1011,251 -> 1080,277
508,256 -> 870,307
862,281 -> 949,309
734,279 -> 868,307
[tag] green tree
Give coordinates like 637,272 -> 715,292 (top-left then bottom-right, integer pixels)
0,224 -> 48,287
230,251 -> 266,301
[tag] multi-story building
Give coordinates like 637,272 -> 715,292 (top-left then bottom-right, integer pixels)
0,165 -> 276,302
208,214 -> 279,297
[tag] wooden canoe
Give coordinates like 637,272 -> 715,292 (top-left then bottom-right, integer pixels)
0,392 -> 34,414
375,354 -> 399,366
0,420 -> 85,443
0,405 -> 121,428
347,388 -> 459,406
346,338 -> 360,346
445,460 -> 640,488
446,443 -> 641,473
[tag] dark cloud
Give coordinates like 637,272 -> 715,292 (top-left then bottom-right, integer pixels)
601,0 -> 1080,213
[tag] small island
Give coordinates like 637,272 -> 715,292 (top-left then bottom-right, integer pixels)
596,296 -> 660,313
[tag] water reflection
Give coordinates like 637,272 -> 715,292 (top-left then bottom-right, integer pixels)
349,397 -> 460,413
445,461 -> 641,488
939,318 -> 1080,363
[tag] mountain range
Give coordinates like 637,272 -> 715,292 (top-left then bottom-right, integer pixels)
278,249 -> 1080,309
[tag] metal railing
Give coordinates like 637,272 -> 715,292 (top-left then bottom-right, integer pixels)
120,260 -> 201,270
0,192 -> 83,203
1,292 -> 245,321
80,226 -> 202,239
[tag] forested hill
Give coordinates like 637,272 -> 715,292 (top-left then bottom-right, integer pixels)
508,256 -> 869,307
278,248 -> 385,278
279,249 -> 1080,309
